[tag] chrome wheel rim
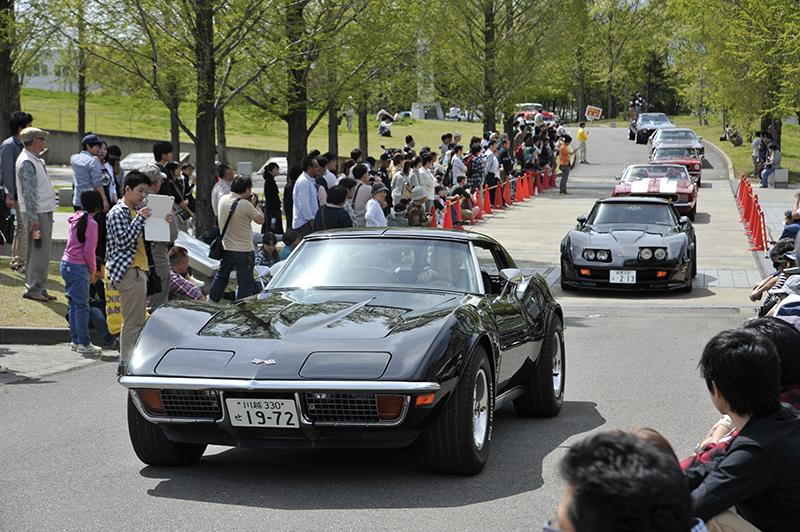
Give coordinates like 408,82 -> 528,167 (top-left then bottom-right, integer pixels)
552,333 -> 564,398
472,368 -> 489,451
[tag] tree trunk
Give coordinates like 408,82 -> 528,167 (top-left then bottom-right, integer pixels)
194,0 -> 217,236
328,103 -> 339,155
578,75 -> 585,124
483,5 -> 496,134
216,106 -> 227,165
77,2 -> 86,139
169,91 -> 181,159
606,76 -> 613,121
761,115 -> 782,150
358,104 -> 368,158
0,0 -> 14,140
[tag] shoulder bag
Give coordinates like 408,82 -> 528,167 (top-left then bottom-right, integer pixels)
208,198 -> 241,260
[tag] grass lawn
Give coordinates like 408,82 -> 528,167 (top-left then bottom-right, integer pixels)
0,259 -> 69,328
21,88 -> 485,157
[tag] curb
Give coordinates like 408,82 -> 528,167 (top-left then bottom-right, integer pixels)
0,326 -> 104,346
702,138 -> 735,182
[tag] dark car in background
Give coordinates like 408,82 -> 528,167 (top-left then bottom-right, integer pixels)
629,113 -> 676,144
560,197 -> 696,292
121,228 -> 565,475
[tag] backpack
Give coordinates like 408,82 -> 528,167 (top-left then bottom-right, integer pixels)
515,144 -> 525,163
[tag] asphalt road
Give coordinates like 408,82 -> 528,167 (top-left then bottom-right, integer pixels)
0,126 -> 763,531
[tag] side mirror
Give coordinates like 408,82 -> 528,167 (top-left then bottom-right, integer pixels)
577,215 -> 588,225
500,268 -> 523,286
698,136 -> 703,140
679,216 -> 690,226
270,260 -> 285,279
615,175 -> 621,181
254,265 -> 270,287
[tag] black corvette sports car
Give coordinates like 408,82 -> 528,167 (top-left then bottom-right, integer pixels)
629,112 -> 676,144
121,228 -> 565,475
560,197 -> 696,292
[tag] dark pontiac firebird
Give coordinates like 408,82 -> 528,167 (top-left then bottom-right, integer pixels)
560,197 -> 697,292
120,228 -> 565,475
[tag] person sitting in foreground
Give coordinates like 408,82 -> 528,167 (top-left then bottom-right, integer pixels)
767,272 -> 800,317
279,229 -> 301,261
255,231 -> 280,268
167,245 -> 204,301
683,328 -> 800,531
749,238 -> 794,303
549,431 -> 701,532
682,317 -> 800,472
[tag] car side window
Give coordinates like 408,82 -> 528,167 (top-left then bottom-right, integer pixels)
473,244 -> 508,295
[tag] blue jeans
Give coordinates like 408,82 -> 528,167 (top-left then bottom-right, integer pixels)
761,167 -> 775,187
61,261 -> 91,345
209,250 -> 255,303
89,306 -> 116,345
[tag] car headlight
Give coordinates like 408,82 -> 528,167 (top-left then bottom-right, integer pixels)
694,164 -> 700,170
654,248 -> 667,260
584,250 -> 596,260
639,248 -> 653,260
596,250 -> 610,261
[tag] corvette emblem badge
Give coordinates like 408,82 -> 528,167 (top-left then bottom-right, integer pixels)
252,359 -> 276,365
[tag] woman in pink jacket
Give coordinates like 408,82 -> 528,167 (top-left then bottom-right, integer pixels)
61,189 -> 104,354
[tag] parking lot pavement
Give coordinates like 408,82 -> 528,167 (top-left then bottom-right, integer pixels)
0,343 -> 114,385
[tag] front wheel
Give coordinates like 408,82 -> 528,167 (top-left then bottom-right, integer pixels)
560,264 -> 577,291
128,394 -> 207,466
514,316 -> 565,417
423,346 -> 493,475
629,129 -> 635,140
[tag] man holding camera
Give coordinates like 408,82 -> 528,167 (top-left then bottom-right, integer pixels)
208,175 -> 264,304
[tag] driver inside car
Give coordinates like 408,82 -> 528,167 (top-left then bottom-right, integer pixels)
417,246 -> 467,289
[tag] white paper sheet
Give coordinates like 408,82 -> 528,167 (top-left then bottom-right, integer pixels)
144,194 -> 174,242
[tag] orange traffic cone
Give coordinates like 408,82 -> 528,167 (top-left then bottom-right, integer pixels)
504,179 -> 512,205
521,173 -> 530,199
474,188 -> 484,220
540,169 -> 550,191
514,176 -> 524,202
750,210 -> 766,250
534,172 -> 541,195
549,167 -> 557,188
483,185 -> 493,214
736,175 -> 746,209
740,192 -> 753,223
443,201 -> 453,229
747,202 -> 760,238
493,183 -> 505,210
528,171 -> 535,196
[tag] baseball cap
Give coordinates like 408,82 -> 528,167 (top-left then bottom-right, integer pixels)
139,163 -> 167,184
82,133 -> 104,146
20,127 -> 49,142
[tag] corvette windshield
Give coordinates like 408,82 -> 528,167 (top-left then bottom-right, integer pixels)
639,115 -> 670,125
653,148 -> 701,159
655,130 -> 698,141
271,237 -> 480,293
623,166 -> 689,181
590,203 -> 677,226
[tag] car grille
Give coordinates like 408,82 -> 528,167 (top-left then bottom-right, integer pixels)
678,194 -> 689,203
303,393 -> 381,423
159,389 -> 222,419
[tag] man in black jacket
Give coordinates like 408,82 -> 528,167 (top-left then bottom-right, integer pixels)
684,328 -> 800,531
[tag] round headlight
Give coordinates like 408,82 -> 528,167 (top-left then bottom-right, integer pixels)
640,248 -> 653,260
585,250 -> 596,260
654,248 -> 667,260
596,250 -> 609,261
694,164 -> 700,170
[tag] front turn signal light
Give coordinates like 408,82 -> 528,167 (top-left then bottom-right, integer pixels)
580,269 -> 591,276
415,394 -> 435,406
138,389 -> 166,415
656,271 -> 668,278
377,395 -> 405,421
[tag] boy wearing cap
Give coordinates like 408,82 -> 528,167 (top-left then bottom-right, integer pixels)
16,127 -> 57,302
365,182 -> 389,227
71,133 -> 109,212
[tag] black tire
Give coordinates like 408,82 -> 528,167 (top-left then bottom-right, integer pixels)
691,246 -> 697,278
681,277 -> 693,293
423,346 -> 493,475
127,394 -> 207,466
629,129 -> 635,140
514,316 -> 565,417
688,204 -> 696,221
635,134 -> 644,144
560,264 -> 577,291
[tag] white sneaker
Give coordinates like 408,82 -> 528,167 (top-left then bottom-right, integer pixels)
70,342 -> 79,351
75,344 -> 103,355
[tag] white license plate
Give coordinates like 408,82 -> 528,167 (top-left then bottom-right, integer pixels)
609,270 -> 637,284
226,398 -> 299,428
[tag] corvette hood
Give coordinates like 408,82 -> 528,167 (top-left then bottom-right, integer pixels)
199,289 -> 463,340
581,226 -> 674,246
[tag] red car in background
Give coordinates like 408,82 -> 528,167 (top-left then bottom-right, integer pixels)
613,164 -> 698,221
649,147 -> 703,186
515,103 -> 556,127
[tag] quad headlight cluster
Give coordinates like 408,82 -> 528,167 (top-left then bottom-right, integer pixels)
639,247 -> 667,261
583,249 -> 611,262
